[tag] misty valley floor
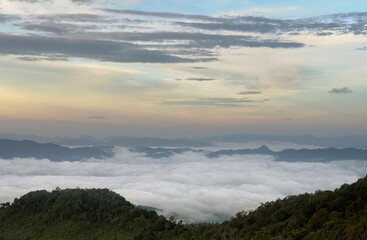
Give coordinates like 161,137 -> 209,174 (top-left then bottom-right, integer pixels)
1,143 -> 367,223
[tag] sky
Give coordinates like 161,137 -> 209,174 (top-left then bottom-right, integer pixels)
0,0 -> 367,137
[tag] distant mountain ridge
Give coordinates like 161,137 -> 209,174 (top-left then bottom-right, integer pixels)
0,139 -> 112,161
0,133 -> 212,147
209,145 -> 367,162
1,133 -> 367,148
133,145 -> 367,162
207,145 -> 274,158
197,134 -> 367,148
1,138 -> 367,162
276,147 -> 367,162
130,147 -> 203,158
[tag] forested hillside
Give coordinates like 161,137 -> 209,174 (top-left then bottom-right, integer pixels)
0,188 -> 180,240
183,176 -> 367,239
2,176 -> 367,240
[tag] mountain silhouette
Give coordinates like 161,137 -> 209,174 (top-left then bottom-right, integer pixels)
0,139 -> 112,161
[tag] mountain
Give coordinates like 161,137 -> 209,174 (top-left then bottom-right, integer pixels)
0,139 -> 112,161
183,175 -> 367,240
131,145 -> 367,162
2,132 -> 367,148
0,133 -> 212,147
107,137 -> 212,148
207,145 -> 273,158
2,176 -> 367,239
207,145 -> 367,162
0,133 -> 72,143
1,139 -> 366,162
198,134 -> 367,148
130,147 -> 201,158
0,188 -> 178,240
52,135 -> 213,147
276,147 -> 367,162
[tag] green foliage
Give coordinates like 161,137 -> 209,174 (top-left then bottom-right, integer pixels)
2,176 -> 367,239
0,188 -> 179,240
180,176 -> 367,240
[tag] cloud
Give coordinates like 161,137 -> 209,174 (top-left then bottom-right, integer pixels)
8,0 -> 52,2
7,0 -> 101,5
201,98 -> 255,103
65,31 -> 305,52
163,98 -> 259,107
176,20 -> 280,34
219,6 -> 300,18
192,67 -> 208,70
0,14 -> 20,22
185,78 -> 215,81
19,22 -> 99,34
35,13 -> 102,23
328,87 -> 352,94
71,0 -> 94,5
1,8 -> 307,64
0,34 -> 200,63
100,9 -> 367,35
101,8 -> 217,21
3,5 -> 367,41
88,115 -> 107,119
176,12 -> 367,35
316,32 -> 333,36
15,55 -> 68,61
238,91 -> 261,95
1,147 -> 367,223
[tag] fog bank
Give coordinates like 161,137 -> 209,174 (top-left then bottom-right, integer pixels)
1,147 -> 366,223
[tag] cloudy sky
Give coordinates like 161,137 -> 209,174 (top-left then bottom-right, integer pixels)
0,0 -> 367,137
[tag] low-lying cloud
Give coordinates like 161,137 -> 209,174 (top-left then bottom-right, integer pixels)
328,87 -> 353,94
88,115 -> 108,119
71,0 -> 93,5
1,147 -> 367,223
163,98 -> 259,108
185,78 -> 216,81
238,91 -> 262,95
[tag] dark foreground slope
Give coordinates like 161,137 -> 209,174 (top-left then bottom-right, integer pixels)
0,188 -> 180,240
2,177 -> 367,240
185,176 -> 367,240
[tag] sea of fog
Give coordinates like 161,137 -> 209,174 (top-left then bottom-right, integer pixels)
1,143 -> 367,223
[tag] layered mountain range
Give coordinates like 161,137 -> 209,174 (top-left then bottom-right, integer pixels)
1,138 -> 367,162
